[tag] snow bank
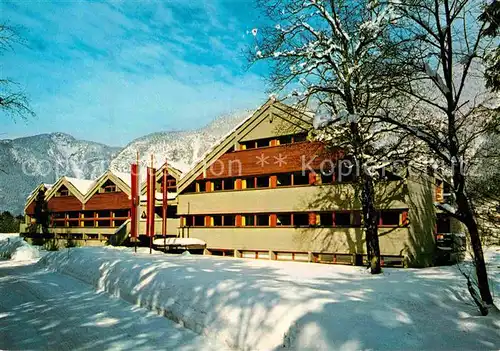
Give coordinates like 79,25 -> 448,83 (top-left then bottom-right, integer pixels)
0,236 -> 40,261
38,246 -> 500,350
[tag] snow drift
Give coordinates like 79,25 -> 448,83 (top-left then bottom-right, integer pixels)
0,235 -> 40,261
38,246 -> 500,350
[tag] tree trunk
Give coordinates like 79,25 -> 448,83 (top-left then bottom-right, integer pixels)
453,158 -> 494,306
362,174 -> 382,274
460,200 -> 494,305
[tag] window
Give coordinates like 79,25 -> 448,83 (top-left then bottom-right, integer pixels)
67,211 -> 79,219
243,214 -> 255,226
443,182 -> 452,194
224,179 -> 235,190
166,206 -> 178,218
279,135 -> 293,145
242,141 -> 256,149
294,213 -> 309,227
277,173 -> 292,186
197,181 -> 206,192
183,216 -> 193,226
242,177 -> 255,189
256,176 -> 270,188
194,215 -> 205,227
224,215 -> 236,226
277,214 -> 292,226
256,138 -> 271,148
97,210 -> 110,218
352,211 -> 362,227
379,169 -> 403,181
436,214 -> 451,233
256,214 -> 269,226
114,219 -> 126,227
58,187 -> 70,196
335,212 -> 351,226
114,209 -> 128,218
213,215 -> 223,226
293,172 -> 309,185
380,211 -> 401,226
212,179 -> 223,191
320,171 -> 334,184
337,160 -> 357,182
104,184 -> 117,192
293,133 -> 307,142
184,183 -> 196,193
320,213 -> 334,226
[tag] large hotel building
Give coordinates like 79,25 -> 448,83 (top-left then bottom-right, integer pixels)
21,100 -> 460,267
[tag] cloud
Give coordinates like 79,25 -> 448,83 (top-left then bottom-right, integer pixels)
1,0 -> 266,146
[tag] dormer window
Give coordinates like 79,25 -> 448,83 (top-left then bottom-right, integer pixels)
104,184 -> 117,193
59,188 -> 69,197
101,180 -> 117,193
57,185 -> 70,197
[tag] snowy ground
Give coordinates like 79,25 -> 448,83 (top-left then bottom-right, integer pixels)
1,235 -> 499,350
38,245 -> 500,350
0,236 -> 222,350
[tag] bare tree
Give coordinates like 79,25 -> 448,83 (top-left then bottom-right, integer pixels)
479,0 -> 499,92
377,0 -> 499,312
251,0 -> 417,273
0,24 -> 35,120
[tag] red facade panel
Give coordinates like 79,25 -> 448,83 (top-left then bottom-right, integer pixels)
26,202 -> 35,216
84,192 -> 130,211
197,142 -> 343,180
47,196 -> 82,213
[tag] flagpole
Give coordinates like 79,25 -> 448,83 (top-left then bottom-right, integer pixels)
149,154 -> 154,254
135,151 -> 139,253
162,160 -> 168,249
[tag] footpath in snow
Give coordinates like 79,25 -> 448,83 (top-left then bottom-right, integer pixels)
0,235 -> 223,350
37,244 -> 500,350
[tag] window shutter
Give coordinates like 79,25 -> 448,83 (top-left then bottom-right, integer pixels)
401,211 -> 409,226
270,214 -> 277,227
308,212 -> 316,225
308,172 -> 317,185
270,175 -> 277,188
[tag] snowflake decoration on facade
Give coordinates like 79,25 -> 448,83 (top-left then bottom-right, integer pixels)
273,154 -> 287,167
256,154 -> 269,167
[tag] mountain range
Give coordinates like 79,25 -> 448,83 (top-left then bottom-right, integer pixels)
0,111 -> 250,214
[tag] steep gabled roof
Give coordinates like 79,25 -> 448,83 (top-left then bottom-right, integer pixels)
82,170 -> 132,203
177,99 -> 312,193
24,183 -> 53,211
45,176 -> 94,202
140,163 -> 183,195
65,177 -> 96,195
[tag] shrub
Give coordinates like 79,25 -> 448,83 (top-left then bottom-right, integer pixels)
43,239 -> 59,251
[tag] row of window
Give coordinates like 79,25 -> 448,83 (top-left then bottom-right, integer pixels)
186,169 -> 359,193
238,133 -> 308,150
52,219 -> 127,228
51,210 -> 130,219
181,210 -> 408,228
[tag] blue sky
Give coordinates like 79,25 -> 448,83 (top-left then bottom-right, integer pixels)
1,0 -> 268,146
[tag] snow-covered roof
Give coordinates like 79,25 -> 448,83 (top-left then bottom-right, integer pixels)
26,183 -> 53,200
111,171 -> 132,188
64,177 -> 96,195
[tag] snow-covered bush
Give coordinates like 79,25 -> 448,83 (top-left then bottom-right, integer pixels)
0,236 -> 40,261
